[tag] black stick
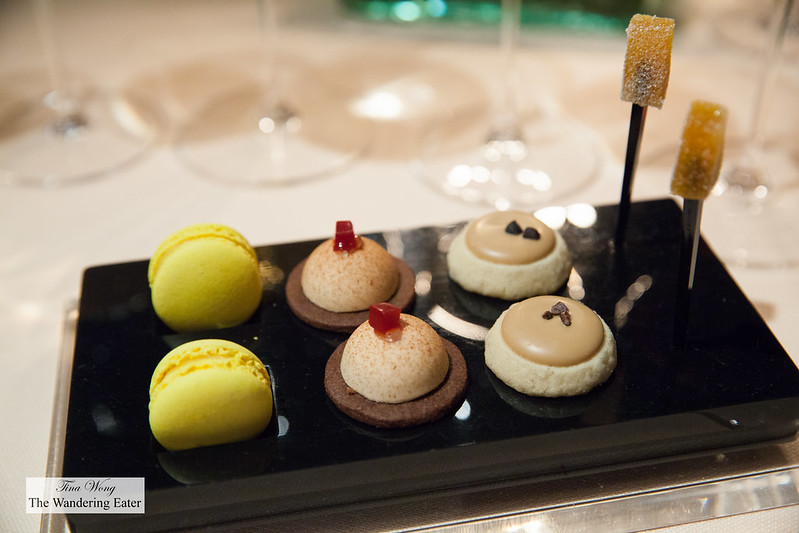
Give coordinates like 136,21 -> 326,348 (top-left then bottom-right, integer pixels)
674,198 -> 703,347
615,103 -> 648,244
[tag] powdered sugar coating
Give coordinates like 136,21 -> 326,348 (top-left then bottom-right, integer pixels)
621,14 -> 674,109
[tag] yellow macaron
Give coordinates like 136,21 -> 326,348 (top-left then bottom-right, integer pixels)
148,223 -> 263,332
149,339 -> 273,451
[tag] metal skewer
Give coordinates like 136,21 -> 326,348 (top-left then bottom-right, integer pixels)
674,198 -> 703,346
615,103 -> 648,244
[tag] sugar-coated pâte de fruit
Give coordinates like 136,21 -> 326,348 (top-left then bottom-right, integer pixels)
485,296 -> 616,397
148,223 -> 263,332
447,210 -> 572,300
149,339 -> 273,451
621,14 -> 675,109
671,100 -> 728,200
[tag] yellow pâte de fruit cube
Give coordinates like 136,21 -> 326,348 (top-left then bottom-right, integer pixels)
671,100 -> 729,200
621,14 -> 675,109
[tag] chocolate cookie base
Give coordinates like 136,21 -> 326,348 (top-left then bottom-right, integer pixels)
285,257 -> 416,333
324,338 -> 468,429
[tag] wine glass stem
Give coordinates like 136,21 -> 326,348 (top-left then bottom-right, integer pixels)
748,0 -> 794,150
33,0 -> 86,134
494,0 -> 521,139
258,0 -> 285,116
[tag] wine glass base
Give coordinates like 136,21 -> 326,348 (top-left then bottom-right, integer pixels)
176,86 -> 372,186
701,139 -> 799,269
412,109 -> 602,210
703,181 -> 799,270
0,90 -> 163,187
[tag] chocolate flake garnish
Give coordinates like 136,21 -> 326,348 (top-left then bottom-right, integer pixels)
522,227 -> 541,240
505,220 -> 523,235
542,301 -> 572,326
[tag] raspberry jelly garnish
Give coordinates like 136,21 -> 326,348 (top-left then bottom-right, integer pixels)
334,220 -> 361,253
369,302 -> 403,341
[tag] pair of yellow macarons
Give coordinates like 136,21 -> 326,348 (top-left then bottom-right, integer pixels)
147,223 -> 272,452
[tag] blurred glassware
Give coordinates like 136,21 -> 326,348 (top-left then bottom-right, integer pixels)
703,0 -> 799,269
0,0 -> 163,187
175,0 -> 371,186
340,0 -> 653,34
411,0 -> 602,210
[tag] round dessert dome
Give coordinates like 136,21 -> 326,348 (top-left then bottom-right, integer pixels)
301,236 -> 399,313
340,312 -> 449,404
324,303 -> 469,428
286,221 -> 417,333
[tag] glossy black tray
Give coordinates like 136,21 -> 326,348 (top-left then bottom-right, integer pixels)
62,199 -> 799,532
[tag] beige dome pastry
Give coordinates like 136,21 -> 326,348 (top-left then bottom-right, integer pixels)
447,210 -> 572,300
340,313 -> 450,404
301,236 -> 399,313
286,220 -> 416,332
324,302 -> 468,428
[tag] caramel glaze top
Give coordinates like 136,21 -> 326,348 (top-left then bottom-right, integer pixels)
465,210 -> 555,265
502,296 -> 604,367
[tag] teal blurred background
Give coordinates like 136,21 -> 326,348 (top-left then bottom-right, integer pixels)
340,0 -> 669,33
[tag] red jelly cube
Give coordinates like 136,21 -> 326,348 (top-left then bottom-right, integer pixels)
334,220 -> 360,252
369,303 -> 401,334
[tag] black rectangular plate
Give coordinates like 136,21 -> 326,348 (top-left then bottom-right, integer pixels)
62,199 -> 799,532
